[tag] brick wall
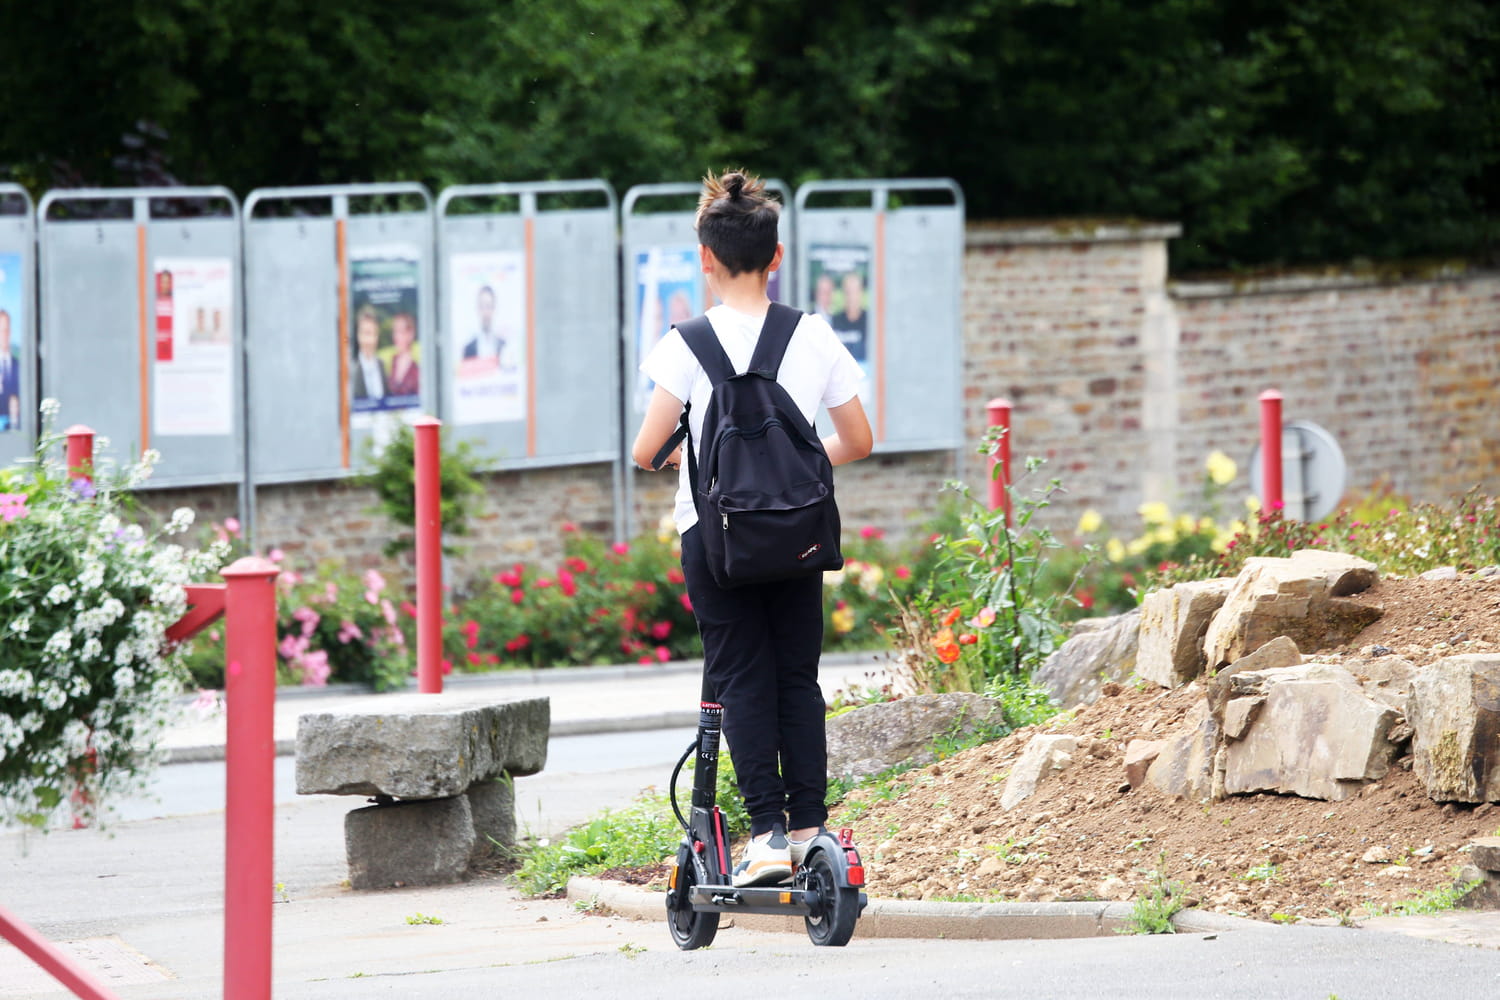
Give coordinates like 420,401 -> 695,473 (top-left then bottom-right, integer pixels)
134,226 -> 1500,583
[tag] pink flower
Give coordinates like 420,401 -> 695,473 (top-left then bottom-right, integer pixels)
894,566 -> 911,580
400,600 -> 418,618
561,521 -> 577,533
323,582 -> 338,602
612,542 -> 630,556
292,606 -> 321,638
651,621 -> 671,641
300,650 -> 331,686
0,493 -> 30,523
337,620 -> 363,644
558,569 -> 577,597
381,599 -> 397,625
278,634 -> 309,661
859,525 -> 884,540
440,658 -> 454,676
267,547 -> 285,564
655,646 -> 671,663
511,589 -> 525,605
224,517 -> 241,536
679,592 -> 693,613
535,577 -> 554,589
363,569 -> 386,594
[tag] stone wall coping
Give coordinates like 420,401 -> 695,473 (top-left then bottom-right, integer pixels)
966,220 -> 1182,248
1171,266 -> 1500,300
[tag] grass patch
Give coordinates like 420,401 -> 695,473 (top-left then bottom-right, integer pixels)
513,795 -> 682,896
1118,853 -> 1184,935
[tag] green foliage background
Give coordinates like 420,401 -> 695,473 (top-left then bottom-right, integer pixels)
0,0 -> 1494,271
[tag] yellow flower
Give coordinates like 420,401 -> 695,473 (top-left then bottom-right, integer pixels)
823,569 -> 846,587
1205,450 -> 1238,487
657,514 -> 676,545
831,606 -> 856,634
1149,526 -> 1178,547
1127,536 -> 1151,557
1137,501 -> 1170,526
1244,495 -> 1262,514
1106,538 -> 1126,563
1076,509 -> 1103,535
1174,514 -> 1198,535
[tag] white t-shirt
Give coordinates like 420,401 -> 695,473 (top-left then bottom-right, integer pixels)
640,304 -> 864,535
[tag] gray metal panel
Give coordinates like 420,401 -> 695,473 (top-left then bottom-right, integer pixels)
0,184 -> 35,466
244,216 -> 342,481
793,179 -> 965,455
243,183 -> 434,485
37,187 -> 245,487
434,180 -> 620,472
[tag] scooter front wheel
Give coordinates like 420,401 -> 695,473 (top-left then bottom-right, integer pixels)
666,843 -> 719,950
803,850 -> 859,947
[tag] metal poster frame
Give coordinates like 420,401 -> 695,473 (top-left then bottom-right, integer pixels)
619,180 -> 795,532
793,178 -> 965,456
37,186 -> 245,498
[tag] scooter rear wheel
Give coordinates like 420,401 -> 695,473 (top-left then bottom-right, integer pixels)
802,850 -> 858,947
667,844 -> 719,950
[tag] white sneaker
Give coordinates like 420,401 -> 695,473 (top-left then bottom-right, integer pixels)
732,826 -> 792,887
788,828 -> 826,867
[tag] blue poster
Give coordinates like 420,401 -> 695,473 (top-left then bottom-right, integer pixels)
633,246 -> 701,413
0,252 -> 23,432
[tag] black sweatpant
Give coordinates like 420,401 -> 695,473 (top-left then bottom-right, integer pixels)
680,525 -> 829,837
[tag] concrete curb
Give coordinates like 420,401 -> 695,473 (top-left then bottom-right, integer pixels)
565,876 -> 1260,940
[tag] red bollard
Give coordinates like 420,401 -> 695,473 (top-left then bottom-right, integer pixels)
221,556 -> 280,1000
985,398 -> 1013,525
0,904 -> 125,1000
1259,390 -> 1284,513
65,425 -> 95,483
413,417 -> 443,694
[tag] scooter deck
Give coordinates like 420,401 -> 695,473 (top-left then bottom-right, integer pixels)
688,884 -> 818,916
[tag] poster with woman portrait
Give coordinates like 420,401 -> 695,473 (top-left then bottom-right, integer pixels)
450,250 -> 526,426
348,246 -> 422,428
634,245 -> 700,413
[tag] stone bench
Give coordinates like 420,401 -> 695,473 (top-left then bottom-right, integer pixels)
295,695 -> 549,890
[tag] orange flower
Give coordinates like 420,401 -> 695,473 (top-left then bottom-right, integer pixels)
933,627 -> 955,647
958,633 -> 978,645
941,607 -> 963,627
935,642 -> 961,664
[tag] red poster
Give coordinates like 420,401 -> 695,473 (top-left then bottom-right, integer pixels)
155,269 -> 174,362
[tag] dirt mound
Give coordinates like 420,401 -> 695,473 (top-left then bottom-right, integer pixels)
838,573 -> 1500,922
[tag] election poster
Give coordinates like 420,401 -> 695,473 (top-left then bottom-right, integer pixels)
151,256 -> 234,437
450,250 -> 526,426
633,245 -> 700,412
807,242 -> 874,407
0,253 -> 23,433
349,246 -> 422,433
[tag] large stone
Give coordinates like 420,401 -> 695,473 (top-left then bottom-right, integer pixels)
825,693 -> 1006,782
1221,663 -> 1399,801
1034,610 -> 1141,709
345,796 -> 475,889
1123,739 -> 1166,789
1207,636 -> 1303,723
1471,837 -> 1500,873
1409,654 -> 1500,803
1202,550 -> 1381,667
1136,579 -> 1234,688
1145,698 -> 1218,802
466,778 -> 517,860
1000,735 -> 1078,811
296,695 -> 549,799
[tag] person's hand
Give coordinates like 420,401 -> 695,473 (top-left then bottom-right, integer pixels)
659,446 -> 682,471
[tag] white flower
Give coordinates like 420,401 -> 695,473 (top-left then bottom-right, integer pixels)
77,561 -> 105,591
0,715 -> 23,753
43,629 -> 73,657
39,397 -> 61,419
113,667 -> 137,691
9,613 -> 31,636
45,583 -> 74,606
37,681 -> 67,711
19,712 -> 43,733
166,507 -> 195,534
0,669 -> 32,697
81,637 -> 104,661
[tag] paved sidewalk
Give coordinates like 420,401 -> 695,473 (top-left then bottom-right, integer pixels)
5,650 -> 1500,999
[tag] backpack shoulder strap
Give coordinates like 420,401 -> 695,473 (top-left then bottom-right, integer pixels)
675,315 -> 736,386
746,303 -> 803,379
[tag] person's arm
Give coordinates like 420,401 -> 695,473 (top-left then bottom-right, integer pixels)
822,395 -> 873,466
631,384 -> 687,470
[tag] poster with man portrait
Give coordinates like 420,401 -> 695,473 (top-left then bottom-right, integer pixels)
349,246 -> 422,428
0,253 -> 22,433
634,245 -> 700,413
807,243 -> 873,410
152,256 -> 234,436
450,250 -> 526,426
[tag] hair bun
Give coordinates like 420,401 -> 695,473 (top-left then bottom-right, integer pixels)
724,172 -> 746,199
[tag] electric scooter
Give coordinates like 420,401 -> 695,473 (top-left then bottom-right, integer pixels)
664,681 -> 868,949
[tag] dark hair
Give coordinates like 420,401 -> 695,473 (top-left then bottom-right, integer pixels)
695,169 -> 780,276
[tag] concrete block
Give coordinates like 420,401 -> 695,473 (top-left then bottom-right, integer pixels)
296,695 -> 549,799
345,796 -> 475,890
467,779 -> 517,859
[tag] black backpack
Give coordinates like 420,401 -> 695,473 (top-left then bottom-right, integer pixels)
652,303 -> 844,588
